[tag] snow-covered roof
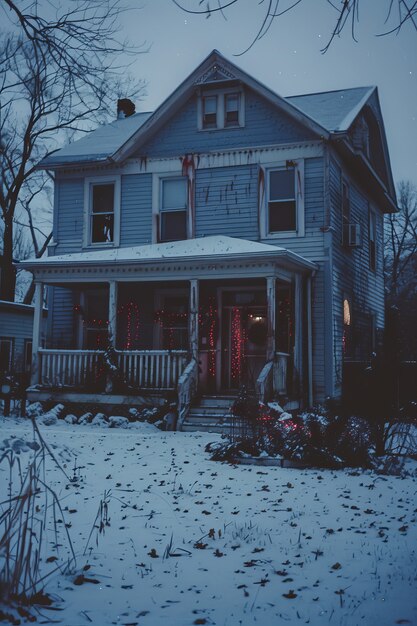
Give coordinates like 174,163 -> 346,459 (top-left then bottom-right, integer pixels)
287,86 -> 375,132
38,50 -> 376,169
41,112 -> 152,167
20,235 -> 317,271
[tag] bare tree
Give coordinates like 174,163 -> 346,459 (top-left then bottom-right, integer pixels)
172,0 -> 417,54
385,181 -> 417,301
0,0 -> 146,302
385,181 -> 417,360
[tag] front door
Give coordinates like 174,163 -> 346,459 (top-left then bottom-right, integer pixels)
220,290 -> 267,391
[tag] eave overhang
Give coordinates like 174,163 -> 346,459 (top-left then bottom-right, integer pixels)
330,134 -> 398,213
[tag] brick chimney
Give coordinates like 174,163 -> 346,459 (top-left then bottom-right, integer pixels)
117,98 -> 135,119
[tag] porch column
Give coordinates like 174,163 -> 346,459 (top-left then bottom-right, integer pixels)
31,281 -> 44,386
307,275 -> 313,407
293,274 -> 303,395
266,277 -> 276,361
189,279 -> 199,360
108,281 -> 118,347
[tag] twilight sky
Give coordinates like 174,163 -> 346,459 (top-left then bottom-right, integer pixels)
120,0 -> 417,189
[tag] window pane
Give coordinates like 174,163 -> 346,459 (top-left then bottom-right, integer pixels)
203,95 -> 217,128
92,184 -> 114,214
160,210 -> 187,242
92,213 -> 114,242
162,179 -> 187,210
225,93 -> 239,112
268,200 -> 296,232
269,170 -> 295,200
203,96 -> 217,114
225,93 -> 239,125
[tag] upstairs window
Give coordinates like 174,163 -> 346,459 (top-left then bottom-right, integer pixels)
84,177 -> 120,247
224,93 -> 240,127
159,177 -> 188,242
91,183 -> 114,243
268,168 -> 296,232
202,95 -> 217,129
369,210 -> 377,272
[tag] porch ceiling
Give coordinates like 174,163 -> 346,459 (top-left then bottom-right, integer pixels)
20,235 -> 317,282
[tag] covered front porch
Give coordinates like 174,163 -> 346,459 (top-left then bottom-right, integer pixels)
22,236 -> 316,421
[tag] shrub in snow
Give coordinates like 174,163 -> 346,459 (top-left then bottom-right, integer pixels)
78,412 -> 93,425
26,402 -> 44,418
91,413 -> 109,427
64,414 -> 78,425
108,415 -> 129,429
39,404 -> 65,426
329,415 -> 373,467
40,412 -> 58,426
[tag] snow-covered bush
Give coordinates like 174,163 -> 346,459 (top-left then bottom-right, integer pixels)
39,404 -> 65,426
108,415 -> 129,429
91,413 -> 109,427
26,402 -> 44,418
79,412 -> 94,425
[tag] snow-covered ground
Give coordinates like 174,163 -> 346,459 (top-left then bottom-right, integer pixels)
1,414 -> 417,626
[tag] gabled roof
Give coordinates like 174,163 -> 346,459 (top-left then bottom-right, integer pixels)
38,50 -> 395,209
287,86 -> 375,133
40,49 -> 333,169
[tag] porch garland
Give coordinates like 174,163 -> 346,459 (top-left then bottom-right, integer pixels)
118,300 -> 140,350
231,306 -> 245,385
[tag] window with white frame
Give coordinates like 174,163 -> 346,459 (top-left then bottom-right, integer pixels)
260,162 -> 304,238
159,177 -> 188,242
199,89 -> 244,130
369,209 -> 377,272
202,95 -> 217,129
224,92 -> 240,127
85,177 -> 120,246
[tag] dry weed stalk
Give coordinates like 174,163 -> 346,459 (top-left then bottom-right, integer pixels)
0,418 -> 76,606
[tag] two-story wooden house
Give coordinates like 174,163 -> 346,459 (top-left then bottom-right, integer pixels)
21,50 -> 397,429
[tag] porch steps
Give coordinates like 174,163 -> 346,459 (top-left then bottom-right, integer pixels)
181,395 -> 236,433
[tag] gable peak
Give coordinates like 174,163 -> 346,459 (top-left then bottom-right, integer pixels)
194,59 -> 238,85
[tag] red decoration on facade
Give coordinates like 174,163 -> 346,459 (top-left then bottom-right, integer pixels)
208,299 -> 217,378
118,301 -> 140,349
231,307 -> 244,384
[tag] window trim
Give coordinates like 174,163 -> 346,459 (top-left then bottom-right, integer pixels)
197,87 -> 245,131
0,337 -> 14,372
83,175 -> 121,248
152,172 -> 190,243
369,207 -> 377,272
260,160 -> 305,239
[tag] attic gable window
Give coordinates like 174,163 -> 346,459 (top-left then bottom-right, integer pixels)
84,176 -> 121,248
202,95 -> 217,129
224,93 -> 240,127
198,88 -> 244,130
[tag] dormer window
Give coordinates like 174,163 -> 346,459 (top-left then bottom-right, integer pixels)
202,95 -> 217,129
198,88 -> 244,130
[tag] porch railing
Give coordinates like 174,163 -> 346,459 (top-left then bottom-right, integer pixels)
38,348 -> 187,391
115,350 -> 187,389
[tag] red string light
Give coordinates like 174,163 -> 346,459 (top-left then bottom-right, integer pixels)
118,301 -> 140,349
231,307 -> 244,385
